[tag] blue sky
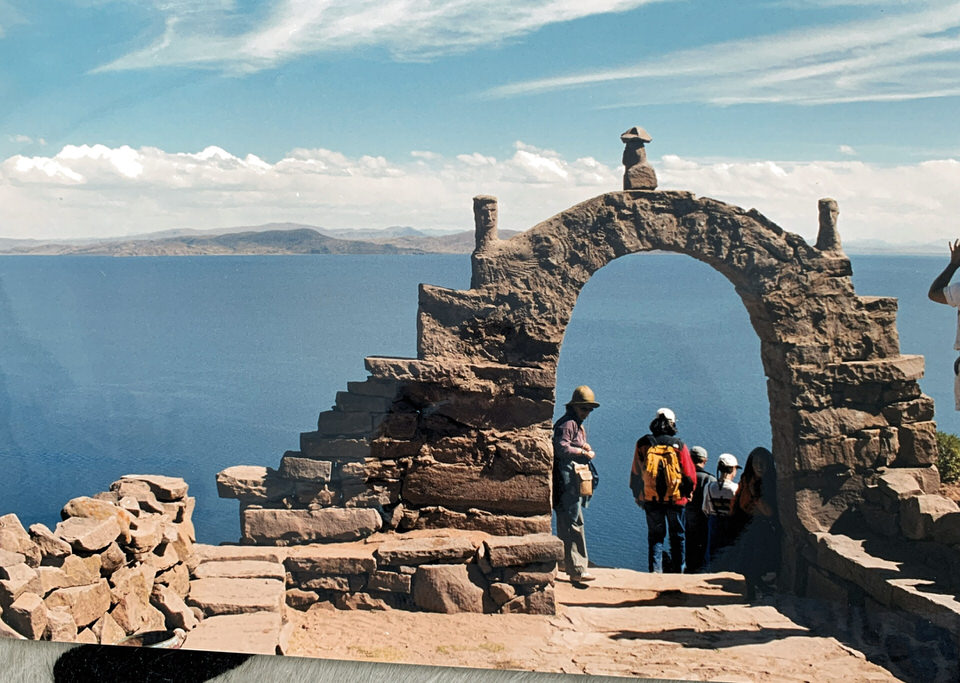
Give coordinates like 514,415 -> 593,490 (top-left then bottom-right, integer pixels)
1,0 -> 959,243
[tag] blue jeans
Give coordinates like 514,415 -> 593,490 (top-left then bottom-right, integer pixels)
646,504 -> 685,573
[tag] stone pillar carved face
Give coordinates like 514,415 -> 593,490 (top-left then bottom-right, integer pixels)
816,198 -> 841,251
473,195 -> 498,251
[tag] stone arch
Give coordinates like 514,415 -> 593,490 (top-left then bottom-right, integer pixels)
413,188 -> 936,584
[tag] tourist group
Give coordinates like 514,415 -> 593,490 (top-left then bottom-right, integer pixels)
552,386 -> 780,601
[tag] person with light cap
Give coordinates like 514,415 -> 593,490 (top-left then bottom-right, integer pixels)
630,407 -> 697,573
927,239 -> 960,410
552,385 -> 600,583
702,452 -> 741,569
684,446 -> 714,573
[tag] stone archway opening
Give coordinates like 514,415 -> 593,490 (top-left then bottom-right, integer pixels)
553,250 -> 771,572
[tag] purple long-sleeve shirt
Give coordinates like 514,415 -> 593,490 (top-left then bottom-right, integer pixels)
553,412 -> 590,463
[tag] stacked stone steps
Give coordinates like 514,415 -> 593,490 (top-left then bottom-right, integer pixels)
803,530 -> 960,680
182,545 -> 286,654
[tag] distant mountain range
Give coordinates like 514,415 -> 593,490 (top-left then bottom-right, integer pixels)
0,224 -> 520,256
0,223 -> 943,257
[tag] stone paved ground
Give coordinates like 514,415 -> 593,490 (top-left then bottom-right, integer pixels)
283,568 -> 900,681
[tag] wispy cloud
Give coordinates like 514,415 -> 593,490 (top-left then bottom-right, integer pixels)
2,141 -> 957,246
485,0 -> 960,106
92,0 -> 666,73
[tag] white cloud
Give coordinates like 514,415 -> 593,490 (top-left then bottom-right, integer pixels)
92,0 -> 668,73
486,0 -> 960,106
839,145 -> 857,156
1,141 -> 957,247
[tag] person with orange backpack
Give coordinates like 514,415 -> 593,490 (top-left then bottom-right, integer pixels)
630,408 -> 697,573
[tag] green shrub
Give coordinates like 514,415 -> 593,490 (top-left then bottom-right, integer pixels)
936,431 -> 960,484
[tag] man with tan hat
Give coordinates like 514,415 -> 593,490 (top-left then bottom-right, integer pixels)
552,385 -> 600,583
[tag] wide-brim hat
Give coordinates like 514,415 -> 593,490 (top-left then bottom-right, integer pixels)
566,385 -> 599,409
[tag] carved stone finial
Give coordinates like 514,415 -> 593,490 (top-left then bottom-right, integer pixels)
473,195 -> 498,252
816,198 -> 841,251
620,126 -> 657,191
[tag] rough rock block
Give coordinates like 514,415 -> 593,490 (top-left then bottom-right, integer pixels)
44,607 -> 77,642
278,454 -> 332,482
182,611 -> 282,655
0,515 -> 41,567
367,571 -> 412,593
317,410 -> 371,437
110,480 -> 165,513
413,564 -> 486,613
284,545 -> 376,575
216,466 -> 293,503
186,578 -> 284,616
61,497 -> 133,543
0,563 -> 34,583
933,512 -> 960,546
876,468 -> 935,507
90,611 -> 125,645
242,508 -> 381,545
412,507 -> 552,536
44,579 -> 112,628
192,560 -> 285,581
830,355 -> 924,384
896,422 -> 938,466
7,592 -> 47,639
119,475 -> 188,501
0,572 -> 41,612
347,377 -> 401,398
152,584 -> 200,631
501,586 -> 555,615
27,524 -> 71,562
900,495 -> 960,540
190,544 -> 284,568
156,563 -> 190,598
285,588 -> 320,611
375,535 -> 478,566
100,542 -> 126,574
334,593 -> 390,610
299,434 -> 370,461
501,562 -> 558,586
485,534 -> 563,567
403,464 -> 551,515
300,575 -> 350,591
336,391 -> 394,413
55,516 -> 121,553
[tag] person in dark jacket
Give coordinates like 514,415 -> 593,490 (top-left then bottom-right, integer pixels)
552,386 -> 599,583
684,446 -> 714,573
730,446 -> 780,601
630,408 -> 697,573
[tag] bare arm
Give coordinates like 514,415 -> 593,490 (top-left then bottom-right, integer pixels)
929,239 -> 960,304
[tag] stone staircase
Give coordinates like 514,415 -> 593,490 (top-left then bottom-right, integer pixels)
181,545 -> 287,655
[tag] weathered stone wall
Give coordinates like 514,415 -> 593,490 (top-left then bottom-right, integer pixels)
283,531 -> 560,615
0,475 -> 200,643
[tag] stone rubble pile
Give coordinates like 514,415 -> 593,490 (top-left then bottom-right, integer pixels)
282,531 -> 561,614
0,474 -> 199,643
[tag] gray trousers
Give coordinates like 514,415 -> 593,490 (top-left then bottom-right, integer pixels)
555,490 -> 588,576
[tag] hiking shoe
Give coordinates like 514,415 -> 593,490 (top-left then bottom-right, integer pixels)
572,572 -> 596,582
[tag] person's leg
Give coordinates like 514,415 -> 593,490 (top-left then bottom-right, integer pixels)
556,490 -> 588,577
646,506 -> 666,573
668,506 -> 686,573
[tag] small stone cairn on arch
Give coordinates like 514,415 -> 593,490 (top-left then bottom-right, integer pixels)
216,128 -> 960,676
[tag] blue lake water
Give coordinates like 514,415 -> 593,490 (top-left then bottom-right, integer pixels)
0,253 -> 955,572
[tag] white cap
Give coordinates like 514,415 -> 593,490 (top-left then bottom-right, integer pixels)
657,407 -> 676,423
718,453 -> 740,469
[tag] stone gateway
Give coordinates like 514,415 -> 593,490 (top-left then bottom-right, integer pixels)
215,129 -> 960,677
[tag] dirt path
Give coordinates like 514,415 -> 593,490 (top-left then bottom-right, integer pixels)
284,568 -> 898,681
